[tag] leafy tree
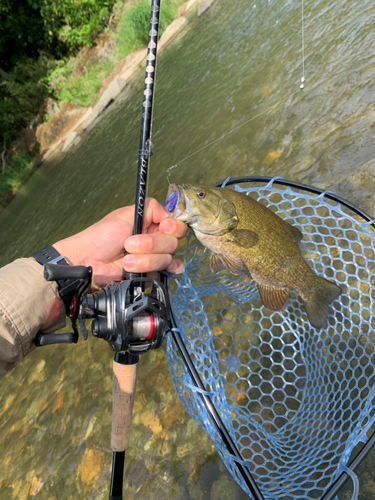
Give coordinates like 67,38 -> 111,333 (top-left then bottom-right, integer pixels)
0,0 -> 116,143
0,0 -> 47,71
0,0 -> 117,72
0,57 -> 51,142
40,0 -> 116,52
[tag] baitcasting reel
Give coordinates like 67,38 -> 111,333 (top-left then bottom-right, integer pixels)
34,264 -> 170,355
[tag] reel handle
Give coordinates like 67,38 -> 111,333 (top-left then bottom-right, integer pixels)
44,264 -> 91,281
34,331 -> 78,346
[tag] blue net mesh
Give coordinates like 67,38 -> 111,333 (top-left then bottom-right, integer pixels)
166,178 -> 375,499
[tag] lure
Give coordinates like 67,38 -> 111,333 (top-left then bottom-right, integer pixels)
162,190 -> 179,213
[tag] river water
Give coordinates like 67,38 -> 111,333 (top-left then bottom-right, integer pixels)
1,0 -> 375,499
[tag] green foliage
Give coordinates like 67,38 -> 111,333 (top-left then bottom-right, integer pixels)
40,0 -> 116,53
0,0 -> 117,72
45,56 -> 114,107
40,0 -> 185,107
60,73 -> 102,107
100,57 -> 115,78
0,0 -> 117,140
0,57 -> 53,143
116,0 -> 184,59
117,2 -> 148,58
160,0 -> 184,32
0,151 -> 33,206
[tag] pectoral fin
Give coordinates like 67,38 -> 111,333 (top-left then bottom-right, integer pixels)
226,229 -> 258,248
257,284 -> 290,311
210,253 -> 243,274
284,222 -> 303,243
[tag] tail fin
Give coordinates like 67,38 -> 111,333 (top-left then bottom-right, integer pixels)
303,278 -> 342,329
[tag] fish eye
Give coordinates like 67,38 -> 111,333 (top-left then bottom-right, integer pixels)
197,189 -> 206,199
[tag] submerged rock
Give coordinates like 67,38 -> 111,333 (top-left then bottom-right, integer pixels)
79,448 -> 105,486
210,474 -> 242,500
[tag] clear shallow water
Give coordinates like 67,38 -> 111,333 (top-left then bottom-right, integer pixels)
0,0 -> 375,498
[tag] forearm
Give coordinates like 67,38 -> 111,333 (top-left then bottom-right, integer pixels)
0,258 -> 66,380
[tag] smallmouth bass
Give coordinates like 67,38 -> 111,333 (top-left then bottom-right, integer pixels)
163,183 -> 341,329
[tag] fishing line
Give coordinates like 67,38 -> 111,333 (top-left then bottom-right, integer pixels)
166,91 -> 299,184
300,0 -> 305,89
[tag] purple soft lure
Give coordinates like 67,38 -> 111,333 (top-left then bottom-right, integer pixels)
162,191 -> 178,213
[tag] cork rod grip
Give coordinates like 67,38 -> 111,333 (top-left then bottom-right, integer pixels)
111,359 -> 139,452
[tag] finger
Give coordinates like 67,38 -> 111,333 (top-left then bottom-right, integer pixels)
166,258 -> 184,274
159,218 -> 188,239
146,222 -> 160,235
143,198 -> 168,229
123,253 -> 173,273
125,233 -> 179,255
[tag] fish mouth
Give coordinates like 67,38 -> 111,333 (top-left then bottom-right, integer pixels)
162,184 -> 187,218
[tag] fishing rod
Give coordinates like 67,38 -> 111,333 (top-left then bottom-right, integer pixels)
108,1 -> 162,498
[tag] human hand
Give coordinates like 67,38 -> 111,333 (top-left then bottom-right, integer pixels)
53,198 -> 187,288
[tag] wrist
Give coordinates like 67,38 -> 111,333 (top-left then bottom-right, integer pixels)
53,236 -> 85,267
30,245 -> 82,316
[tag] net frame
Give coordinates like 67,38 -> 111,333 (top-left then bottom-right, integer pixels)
166,176 -> 375,500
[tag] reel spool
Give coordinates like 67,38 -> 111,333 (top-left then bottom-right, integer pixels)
167,176 -> 375,500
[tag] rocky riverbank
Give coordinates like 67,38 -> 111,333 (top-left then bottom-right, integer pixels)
0,0 -> 219,213
35,7 -> 193,164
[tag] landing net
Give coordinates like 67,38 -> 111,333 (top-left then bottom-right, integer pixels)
166,177 -> 375,499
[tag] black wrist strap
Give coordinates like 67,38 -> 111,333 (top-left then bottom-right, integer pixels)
30,245 -> 81,316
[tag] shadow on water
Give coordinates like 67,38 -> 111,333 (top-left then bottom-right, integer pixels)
0,0 -> 375,498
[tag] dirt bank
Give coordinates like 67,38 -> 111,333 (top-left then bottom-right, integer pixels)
36,0 -> 201,164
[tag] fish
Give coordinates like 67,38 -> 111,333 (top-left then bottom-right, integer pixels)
163,183 -> 341,329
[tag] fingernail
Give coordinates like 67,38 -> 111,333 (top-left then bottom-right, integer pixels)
126,236 -> 140,249
168,260 -> 184,274
123,255 -> 136,268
